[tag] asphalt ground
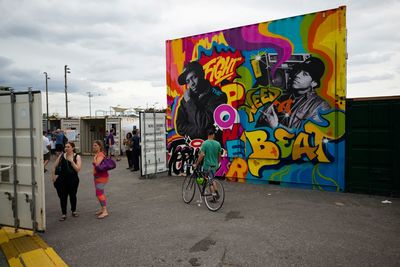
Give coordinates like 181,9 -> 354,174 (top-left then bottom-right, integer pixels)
5,155 -> 400,266
0,248 -> 6,266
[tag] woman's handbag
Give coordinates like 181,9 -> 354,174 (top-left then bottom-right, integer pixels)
55,164 -> 62,175
54,153 -> 63,175
96,157 -> 116,172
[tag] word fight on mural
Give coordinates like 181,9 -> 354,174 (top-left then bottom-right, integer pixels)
166,7 -> 347,191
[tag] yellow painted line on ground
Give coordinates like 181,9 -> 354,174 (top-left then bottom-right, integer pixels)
0,228 -> 9,245
1,242 -> 23,267
20,249 -> 57,267
0,227 -> 68,267
44,248 -> 68,266
2,227 -> 34,239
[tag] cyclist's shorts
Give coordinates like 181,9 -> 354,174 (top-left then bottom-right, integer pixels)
204,168 -> 216,183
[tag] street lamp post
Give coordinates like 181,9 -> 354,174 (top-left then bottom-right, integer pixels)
43,72 -> 50,131
64,65 -> 71,118
87,92 -> 100,117
146,102 -> 159,111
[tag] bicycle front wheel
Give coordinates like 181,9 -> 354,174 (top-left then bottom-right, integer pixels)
204,179 -> 225,211
182,175 -> 196,204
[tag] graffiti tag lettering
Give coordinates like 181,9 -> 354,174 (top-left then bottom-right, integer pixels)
240,86 -> 281,122
203,56 -> 243,85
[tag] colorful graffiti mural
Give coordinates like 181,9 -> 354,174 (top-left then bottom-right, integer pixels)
166,7 -> 347,191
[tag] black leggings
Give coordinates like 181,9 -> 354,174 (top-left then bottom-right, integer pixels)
132,150 -> 140,170
54,177 -> 79,215
126,150 -> 133,168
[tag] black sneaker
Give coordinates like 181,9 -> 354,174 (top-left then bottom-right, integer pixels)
209,198 -> 217,203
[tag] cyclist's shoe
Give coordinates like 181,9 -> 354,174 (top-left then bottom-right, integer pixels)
209,197 -> 218,203
213,191 -> 220,200
211,192 -> 219,202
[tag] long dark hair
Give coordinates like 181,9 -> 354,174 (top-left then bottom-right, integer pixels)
66,141 -> 76,153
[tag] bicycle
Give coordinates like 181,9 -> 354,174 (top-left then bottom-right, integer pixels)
182,166 -> 225,211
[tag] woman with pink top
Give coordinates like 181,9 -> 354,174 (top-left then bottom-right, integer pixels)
92,140 -> 109,219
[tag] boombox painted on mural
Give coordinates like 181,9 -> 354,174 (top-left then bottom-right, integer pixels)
166,6 -> 347,191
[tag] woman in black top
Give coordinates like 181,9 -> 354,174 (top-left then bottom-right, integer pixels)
52,141 -> 82,221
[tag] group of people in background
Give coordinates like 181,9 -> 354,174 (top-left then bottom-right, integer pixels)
104,128 -> 121,161
42,127 -> 141,222
123,129 -> 141,172
43,129 -> 68,173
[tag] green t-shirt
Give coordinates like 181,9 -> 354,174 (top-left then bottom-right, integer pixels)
200,139 -> 221,171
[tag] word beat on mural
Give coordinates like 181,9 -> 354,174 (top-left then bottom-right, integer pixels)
166,6 -> 346,191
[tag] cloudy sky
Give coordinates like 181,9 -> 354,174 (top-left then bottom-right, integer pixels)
1,0 -> 399,117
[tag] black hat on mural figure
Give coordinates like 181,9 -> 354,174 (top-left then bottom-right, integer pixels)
292,56 -> 325,88
178,61 -> 205,85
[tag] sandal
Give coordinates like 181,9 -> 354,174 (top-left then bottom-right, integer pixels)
59,215 -> 67,221
95,210 -> 103,215
72,212 -> 79,217
97,212 -> 109,219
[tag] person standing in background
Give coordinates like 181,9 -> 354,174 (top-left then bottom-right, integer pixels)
108,128 -> 120,161
43,131 -> 51,173
108,129 -> 115,157
131,129 -> 140,172
50,136 -> 56,159
55,129 -> 66,156
123,132 -> 133,170
104,130 -> 109,156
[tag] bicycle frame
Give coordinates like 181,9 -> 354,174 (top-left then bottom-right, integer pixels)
182,166 -> 225,211
192,168 -> 213,198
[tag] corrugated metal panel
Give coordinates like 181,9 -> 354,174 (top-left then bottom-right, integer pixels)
140,112 -> 168,176
346,98 -> 400,196
0,91 -> 46,231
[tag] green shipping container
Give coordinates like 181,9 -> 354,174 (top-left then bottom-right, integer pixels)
346,96 -> 400,196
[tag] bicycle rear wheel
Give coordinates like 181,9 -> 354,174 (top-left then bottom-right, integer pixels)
182,175 -> 196,204
204,179 -> 225,211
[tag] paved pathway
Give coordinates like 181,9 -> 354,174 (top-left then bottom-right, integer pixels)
4,156 -> 400,266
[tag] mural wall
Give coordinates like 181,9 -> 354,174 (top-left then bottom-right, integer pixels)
166,7 -> 347,191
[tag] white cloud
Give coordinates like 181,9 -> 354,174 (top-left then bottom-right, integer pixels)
349,73 -> 395,84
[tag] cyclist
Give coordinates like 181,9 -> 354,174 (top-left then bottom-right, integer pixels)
193,128 -> 222,201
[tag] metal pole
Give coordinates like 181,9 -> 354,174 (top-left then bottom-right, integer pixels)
44,72 -> 49,131
28,88 -> 38,231
89,94 -> 92,117
64,65 -> 70,118
87,92 -> 92,117
153,111 -> 157,175
142,112 -> 147,178
10,89 -> 20,229
87,92 -> 100,117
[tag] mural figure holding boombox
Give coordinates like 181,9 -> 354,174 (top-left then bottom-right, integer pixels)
257,56 -> 331,129
176,61 -> 227,140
